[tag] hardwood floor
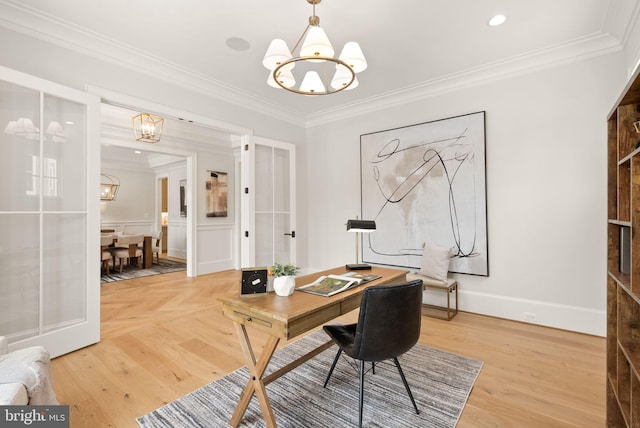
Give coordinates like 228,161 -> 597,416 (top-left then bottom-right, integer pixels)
51,270 -> 606,427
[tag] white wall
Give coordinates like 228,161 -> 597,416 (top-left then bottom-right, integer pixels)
300,52 -> 630,336
195,151 -> 236,274
100,167 -> 155,234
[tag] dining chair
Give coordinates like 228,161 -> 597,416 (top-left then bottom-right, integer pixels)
151,230 -> 163,264
322,279 -> 423,428
100,234 -> 115,274
109,233 -> 144,273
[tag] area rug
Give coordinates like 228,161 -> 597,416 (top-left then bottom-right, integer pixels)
137,330 -> 483,428
101,259 -> 186,284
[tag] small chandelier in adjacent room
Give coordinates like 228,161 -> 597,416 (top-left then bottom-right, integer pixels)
100,174 -> 120,201
262,0 -> 367,95
132,113 -> 164,143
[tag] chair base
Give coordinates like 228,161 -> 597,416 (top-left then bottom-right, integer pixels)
323,349 -> 419,428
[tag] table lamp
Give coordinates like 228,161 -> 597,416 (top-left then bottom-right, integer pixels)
346,219 -> 376,270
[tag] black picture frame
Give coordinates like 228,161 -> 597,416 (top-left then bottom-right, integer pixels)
241,267 -> 268,295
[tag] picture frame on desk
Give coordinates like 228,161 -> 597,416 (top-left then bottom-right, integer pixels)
241,267 -> 268,295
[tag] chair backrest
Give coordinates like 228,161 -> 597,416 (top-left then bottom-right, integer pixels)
116,233 -> 144,245
100,234 -> 115,247
351,279 -> 423,362
152,230 -> 163,245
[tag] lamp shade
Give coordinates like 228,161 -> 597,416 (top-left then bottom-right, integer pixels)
338,41 -> 367,73
267,69 -> 296,88
300,26 -> 334,61
14,117 -> 36,136
263,39 -> 294,71
346,219 -> 376,232
3,120 -> 17,134
45,121 -> 65,137
300,71 -> 325,93
331,65 -> 358,90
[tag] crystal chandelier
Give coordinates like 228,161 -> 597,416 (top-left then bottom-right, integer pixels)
262,0 -> 367,95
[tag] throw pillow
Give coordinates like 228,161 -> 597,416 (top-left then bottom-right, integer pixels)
420,242 -> 451,281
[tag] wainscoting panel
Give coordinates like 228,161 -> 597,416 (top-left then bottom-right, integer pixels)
100,221 -> 155,235
197,224 -> 234,274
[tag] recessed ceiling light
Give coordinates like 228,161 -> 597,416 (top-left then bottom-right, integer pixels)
488,14 -> 506,27
226,37 -> 250,51
134,150 -> 142,154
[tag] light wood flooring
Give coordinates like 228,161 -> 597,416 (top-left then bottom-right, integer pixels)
51,269 -> 606,427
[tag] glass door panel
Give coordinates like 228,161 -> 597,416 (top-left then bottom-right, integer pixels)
255,212 -> 273,267
0,81 -> 40,212
0,214 -> 40,341
42,213 -> 87,331
43,95 -> 86,212
273,148 -> 290,212
255,144 -> 273,212
274,213 -> 291,263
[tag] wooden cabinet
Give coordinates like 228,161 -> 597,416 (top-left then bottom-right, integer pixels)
607,67 -> 640,427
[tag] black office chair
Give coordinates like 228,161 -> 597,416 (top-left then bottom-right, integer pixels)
322,279 -> 423,427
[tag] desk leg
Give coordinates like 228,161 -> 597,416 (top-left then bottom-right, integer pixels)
230,322 -> 280,428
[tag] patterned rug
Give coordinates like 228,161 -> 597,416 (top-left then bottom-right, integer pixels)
137,330 -> 483,427
100,259 -> 186,284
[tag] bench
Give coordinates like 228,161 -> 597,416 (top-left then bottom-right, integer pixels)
407,273 -> 458,320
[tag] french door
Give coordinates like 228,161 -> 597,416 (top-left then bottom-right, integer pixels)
241,136 -> 296,268
0,66 -> 100,357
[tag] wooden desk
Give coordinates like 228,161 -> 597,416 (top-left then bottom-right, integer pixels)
219,266 -> 407,428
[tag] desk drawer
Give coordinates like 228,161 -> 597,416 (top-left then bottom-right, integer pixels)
341,294 -> 362,313
223,306 -> 285,337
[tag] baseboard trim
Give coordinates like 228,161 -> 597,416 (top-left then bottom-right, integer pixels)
458,289 -> 606,337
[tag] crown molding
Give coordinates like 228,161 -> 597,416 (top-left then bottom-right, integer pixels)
305,32 -> 623,127
101,122 -> 235,158
0,0 -> 307,127
0,0 -> 627,130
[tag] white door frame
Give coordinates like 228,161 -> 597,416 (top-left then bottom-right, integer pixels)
241,135 -> 297,268
86,85 -> 252,277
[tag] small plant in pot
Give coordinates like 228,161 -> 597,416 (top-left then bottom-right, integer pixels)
270,263 -> 300,296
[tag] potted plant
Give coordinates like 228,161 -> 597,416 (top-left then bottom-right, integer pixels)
270,263 -> 301,296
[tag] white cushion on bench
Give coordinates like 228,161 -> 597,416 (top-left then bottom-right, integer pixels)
407,272 -> 457,288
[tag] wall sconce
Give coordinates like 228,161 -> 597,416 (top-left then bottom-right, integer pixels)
346,219 -> 376,270
100,174 -> 120,201
132,113 -> 164,143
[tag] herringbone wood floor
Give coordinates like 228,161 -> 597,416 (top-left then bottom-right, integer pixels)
51,269 -> 606,427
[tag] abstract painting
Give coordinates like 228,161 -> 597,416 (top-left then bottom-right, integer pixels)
205,171 -> 228,217
179,179 -> 187,218
360,111 -> 488,276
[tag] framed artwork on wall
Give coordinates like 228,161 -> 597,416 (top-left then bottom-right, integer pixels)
179,179 -> 187,218
206,171 -> 228,217
360,111 -> 488,276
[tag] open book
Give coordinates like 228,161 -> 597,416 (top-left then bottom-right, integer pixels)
297,272 -> 381,297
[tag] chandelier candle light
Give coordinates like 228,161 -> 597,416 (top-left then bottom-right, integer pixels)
132,113 -> 164,143
263,0 -> 367,95
100,174 -> 120,201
